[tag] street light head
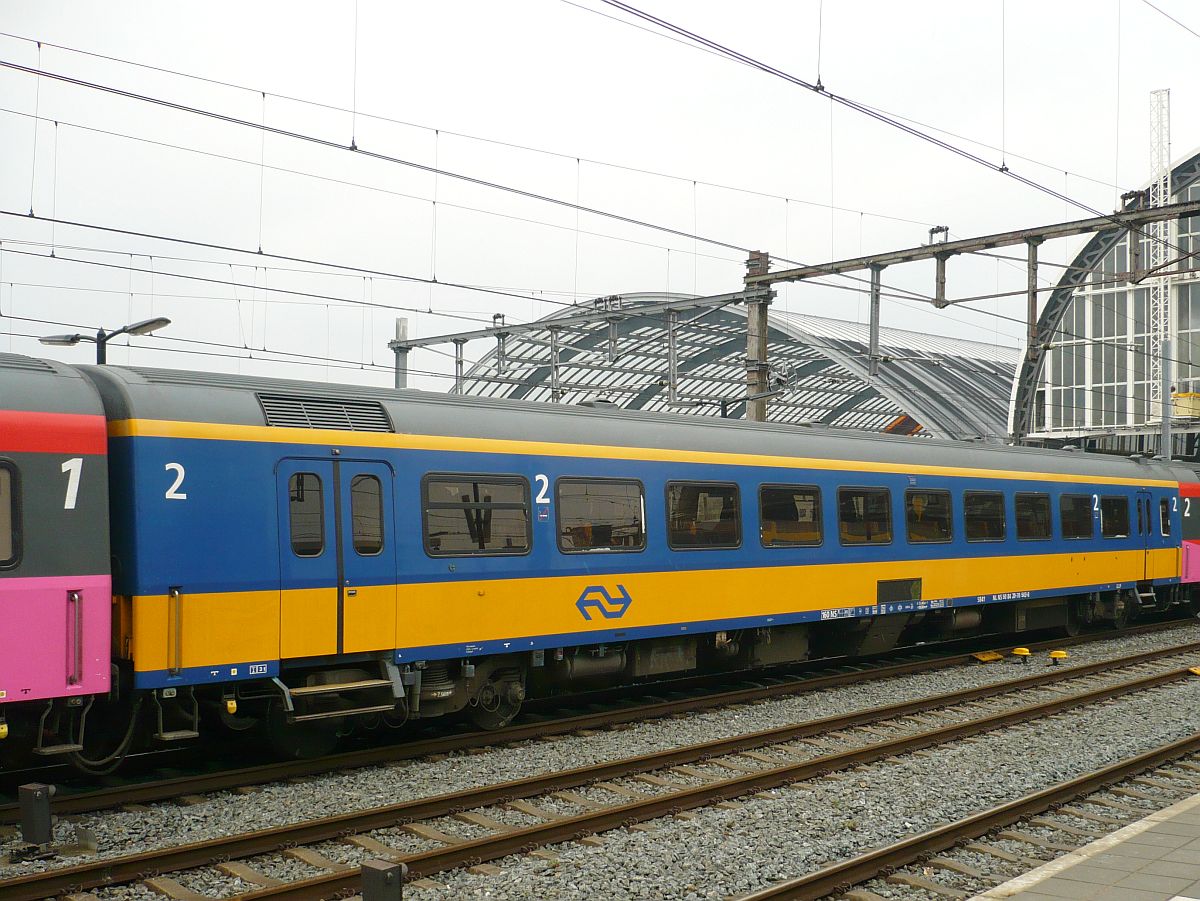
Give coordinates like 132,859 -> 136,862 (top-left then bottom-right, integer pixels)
39,334 -> 84,347
124,316 -> 171,337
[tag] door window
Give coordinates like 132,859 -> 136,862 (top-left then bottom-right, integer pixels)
288,472 -> 325,557
0,464 -> 16,567
350,475 -> 384,555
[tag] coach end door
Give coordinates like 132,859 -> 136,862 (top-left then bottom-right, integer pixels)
1137,489 -> 1153,581
278,459 -> 396,660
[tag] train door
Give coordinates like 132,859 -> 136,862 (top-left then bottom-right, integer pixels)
277,459 -> 396,660
1137,489 -> 1153,580
336,461 -> 397,654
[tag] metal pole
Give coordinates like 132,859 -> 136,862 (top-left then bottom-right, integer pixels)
666,308 -> 679,405
453,340 -> 465,394
1162,335 -> 1173,458
1026,238 -> 1042,351
392,318 -> 409,390
868,264 -> 883,378
493,314 -> 507,377
745,298 -> 770,422
549,327 -> 562,403
934,255 -> 948,308
743,251 -> 772,422
95,329 -> 107,365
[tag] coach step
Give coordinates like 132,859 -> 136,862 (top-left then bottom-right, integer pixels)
272,667 -> 403,723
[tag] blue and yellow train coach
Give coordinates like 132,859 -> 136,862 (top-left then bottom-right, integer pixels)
78,364 -> 1200,748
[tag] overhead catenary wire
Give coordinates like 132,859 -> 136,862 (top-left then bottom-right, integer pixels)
1139,0 -> 1200,41
589,0 -> 1194,266
0,243 -> 503,323
0,28 -> 940,228
560,0 -> 1122,193
0,57 -> 939,304
0,105 -> 744,267
0,210 -> 952,325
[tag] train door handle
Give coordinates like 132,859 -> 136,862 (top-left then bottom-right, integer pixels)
347,589 -> 358,597
66,590 -> 83,686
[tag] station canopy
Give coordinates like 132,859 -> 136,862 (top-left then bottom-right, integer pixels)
458,293 -> 1018,439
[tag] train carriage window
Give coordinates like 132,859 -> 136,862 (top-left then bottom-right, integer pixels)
424,475 -> 530,555
1061,494 -> 1094,539
964,491 -> 1006,542
1015,493 -> 1052,540
0,464 -> 17,567
350,475 -> 384,555
667,482 -> 740,549
760,485 -> 822,547
838,487 -> 892,545
288,472 -> 325,557
904,489 -> 952,543
1162,498 -> 1172,536
1100,496 -> 1130,538
558,479 -> 645,552
1137,497 -> 1145,535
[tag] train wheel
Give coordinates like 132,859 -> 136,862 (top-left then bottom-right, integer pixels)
468,673 -> 525,730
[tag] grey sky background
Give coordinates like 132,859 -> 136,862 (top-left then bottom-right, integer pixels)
1,0 -> 1197,390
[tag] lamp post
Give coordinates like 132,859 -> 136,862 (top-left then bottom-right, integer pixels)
39,317 -> 171,364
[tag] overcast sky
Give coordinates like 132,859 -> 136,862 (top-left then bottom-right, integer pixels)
1,0 -> 1197,390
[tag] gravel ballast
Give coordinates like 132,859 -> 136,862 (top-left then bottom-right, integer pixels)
409,677 -> 1200,900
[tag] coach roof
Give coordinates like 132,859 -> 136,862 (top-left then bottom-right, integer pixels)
74,361 -> 1190,486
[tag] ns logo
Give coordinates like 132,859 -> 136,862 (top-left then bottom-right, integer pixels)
574,585 -> 633,620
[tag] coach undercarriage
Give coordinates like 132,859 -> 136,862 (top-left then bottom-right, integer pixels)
2,585 -> 1195,772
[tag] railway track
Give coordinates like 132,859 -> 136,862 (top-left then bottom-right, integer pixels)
3,634 -> 1199,901
2,619 -> 1189,825
741,740 -> 1200,900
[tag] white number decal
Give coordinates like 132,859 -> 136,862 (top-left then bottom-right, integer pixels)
1187,498 -> 1193,518
534,474 -> 551,505
1173,496 -> 1180,513
61,457 -> 82,510
164,463 -> 188,500
1092,494 -> 1100,512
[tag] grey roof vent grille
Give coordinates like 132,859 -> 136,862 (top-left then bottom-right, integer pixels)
0,354 -> 56,373
257,393 -> 393,432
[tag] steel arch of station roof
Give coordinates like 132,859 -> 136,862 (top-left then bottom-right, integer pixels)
1009,150 -> 1200,437
459,292 -> 1018,439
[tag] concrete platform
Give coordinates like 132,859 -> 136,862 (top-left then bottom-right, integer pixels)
973,791 -> 1200,901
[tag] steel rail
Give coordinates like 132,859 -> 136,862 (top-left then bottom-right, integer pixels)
230,666 -> 1200,900
741,732 -> 1200,899
3,621 -> 1184,824
4,649 -> 1194,901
